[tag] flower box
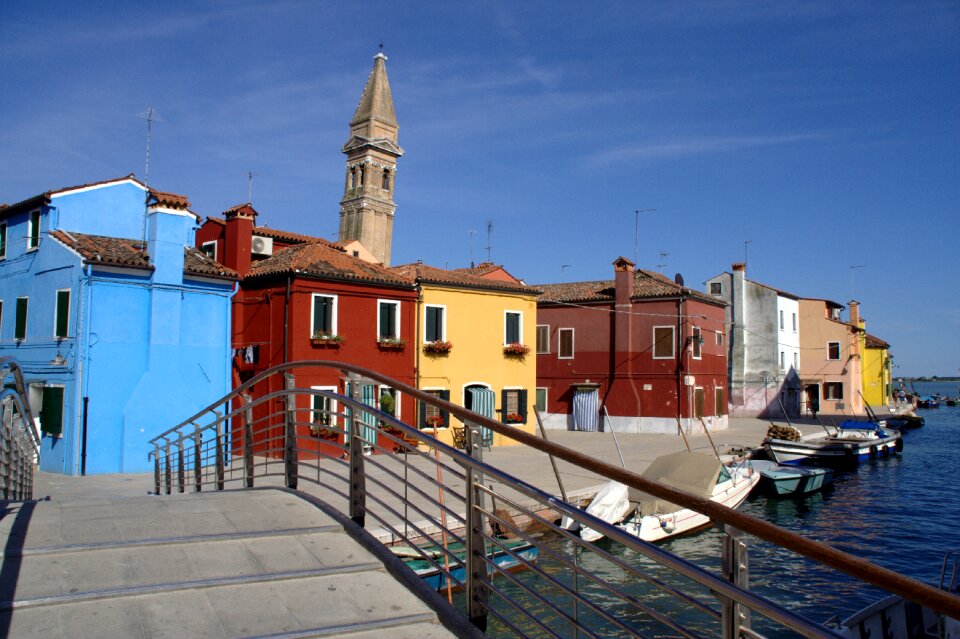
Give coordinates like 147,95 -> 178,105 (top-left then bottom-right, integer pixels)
311,333 -> 345,346
377,338 -> 406,350
309,424 -> 341,439
505,412 -> 525,424
423,340 -> 453,355
503,343 -> 530,356
425,415 -> 445,428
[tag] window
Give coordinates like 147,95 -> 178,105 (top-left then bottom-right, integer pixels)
716,331 -> 723,346
558,328 -> 574,359
710,282 -> 722,296
311,386 -> 338,428
419,389 -> 450,428
358,165 -> 365,186
653,326 -> 675,359
793,352 -> 799,371
824,382 -> 843,400
792,313 -> 797,332
0,223 -> 6,258
311,294 -> 337,336
200,241 -> 216,260
381,169 -> 391,191
536,325 -> 549,354
54,289 -> 70,339
378,300 -> 400,340
15,297 -> 28,341
694,387 -> 706,418
28,210 -> 40,250
779,310 -> 784,330
827,341 -> 841,360
425,305 -> 445,342
501,388 -> 528,424
692,326 -> 702,359
348,167 -> 356,189
378,386 -> 399,419
40,385 -> 64,437
715,387 -> 727,416
504,311 -> 522,344
535,388 -> 547,412
780,351 -> 786,371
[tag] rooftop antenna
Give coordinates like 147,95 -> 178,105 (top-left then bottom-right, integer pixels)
561,264 -> 571,282
468,229 -> 477,267
634,209 -> 656,265
247,171 -> 255,204
136,106 -> 164,249
485,221 -> 493,262
744,240 -> 752,268
658,251 -> 669,274
849,264 -> 866,299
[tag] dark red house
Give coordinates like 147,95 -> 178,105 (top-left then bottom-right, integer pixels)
535,257 -> 728,434
196,205 -> 418,455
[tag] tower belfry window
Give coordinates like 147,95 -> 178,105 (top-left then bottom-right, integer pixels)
382,169 -> 390,191
348,168 -> 355,189
358,165 -> 365,186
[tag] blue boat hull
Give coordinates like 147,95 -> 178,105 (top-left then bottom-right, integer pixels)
411,541 -> 538,592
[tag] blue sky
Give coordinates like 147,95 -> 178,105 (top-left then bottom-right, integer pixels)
1,1 -> 958,376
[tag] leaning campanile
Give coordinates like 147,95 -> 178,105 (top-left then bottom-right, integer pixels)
338,51 -> 403,266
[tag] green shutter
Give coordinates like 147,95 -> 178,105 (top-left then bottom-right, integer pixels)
439,390 -> 450,426
55,290 -> 70,338
40,386 -> 64,437
518,389 -> 528,422
15,298 -> 28,340
419,396 -> 428,428
0,224 -> 6,258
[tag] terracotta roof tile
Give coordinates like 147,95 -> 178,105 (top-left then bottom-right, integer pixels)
391,262 -> 539,294
865,333 -> 890,349
538,268 -> 721,305
50,230 -> 237,280
148,189 -> 192,211
247,242 -> 412,286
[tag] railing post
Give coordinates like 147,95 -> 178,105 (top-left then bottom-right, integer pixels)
177,437 -> 185,493
193,424 -> 203,492
283,373 -> 299,489
721,525 -> 751,639
163,439 -> 172,495
242,393 -> 254,488
348,374 -> 365,526
466,427 -> 490,631
152,445 -> 161,495
214,410 -> 225,490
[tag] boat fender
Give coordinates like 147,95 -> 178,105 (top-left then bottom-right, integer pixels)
895,438 -> 904,452
869,445 -> 877,459
658,515 -> 676,533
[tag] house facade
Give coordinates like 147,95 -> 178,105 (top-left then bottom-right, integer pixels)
705,263 -> 801,417
0,177 -> 236,474
391,262 -> 539,449
862,333 -> 893,409
537,258 -> 728,434
797,298 -> 865,417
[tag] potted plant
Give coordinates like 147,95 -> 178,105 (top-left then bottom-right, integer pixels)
423,340 -> 453,355
425,415 -> 445,428
309,423 -> 340,439
505,412 -> 525,424
503,343 -> 530,357
377,337 -> 406,349
311,331 -> 345,346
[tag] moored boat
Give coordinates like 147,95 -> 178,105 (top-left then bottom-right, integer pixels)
763,421 -> 903,467
392,538 -> 538,592
749,459 -> 833,497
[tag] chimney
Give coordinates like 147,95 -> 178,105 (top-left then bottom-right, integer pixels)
224,203 -> 256,276
613,257 -> 635,373
146,190 -> 192,286
848,300 -> 861,327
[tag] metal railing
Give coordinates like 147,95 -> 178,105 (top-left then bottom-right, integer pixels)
0,358 -> 40,501
148,361 -> 960,638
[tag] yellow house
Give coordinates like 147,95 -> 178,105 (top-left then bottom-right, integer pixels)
392,262 -> 539,448
862,333 -> 893,409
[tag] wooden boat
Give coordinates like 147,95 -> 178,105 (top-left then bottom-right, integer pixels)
583,451 -> 759,543
392,538 -> 538,592
884,413 -> 925,430
749,459 -> 833,497
764,421 -> 903,467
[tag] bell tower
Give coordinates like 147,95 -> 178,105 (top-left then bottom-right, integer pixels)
338,51 -> 403,266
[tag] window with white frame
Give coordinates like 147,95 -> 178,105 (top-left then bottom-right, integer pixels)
827,341 -> 841,360
558,328 -> 574,359
780,351 -> 786,371
310,386 -> 338,429
653,326 -> 675,359
536,325 -> 549,354
501,388 -> 528,424
378,386 -> 399,419
779,310 -> 784,330
692,326 -> 702,359
792,312 -> 797,332
28,210 -> 40,250
504,311 -> 522,345
378,300 -> 400,340
311,294 -> 337,337
793,352 -> 799,371
54,289 -> 70,339
424,305 -> 445,342
535,387 -> 547,412
200,241 -> 217,260
716,331 -> 723,346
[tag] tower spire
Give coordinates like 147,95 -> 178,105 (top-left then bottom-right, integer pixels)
338,51 -> 404,266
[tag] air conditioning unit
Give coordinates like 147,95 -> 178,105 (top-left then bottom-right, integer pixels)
251,235 -> 273,256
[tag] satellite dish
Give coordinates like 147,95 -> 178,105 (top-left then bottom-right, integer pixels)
674,273 -> 685,286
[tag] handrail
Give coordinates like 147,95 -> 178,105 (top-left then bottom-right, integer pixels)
0,357 -> 40,500
0,357 -> 41,452
148,360 -> 960,625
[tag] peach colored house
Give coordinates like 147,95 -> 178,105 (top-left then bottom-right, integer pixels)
798,299 -> 866,417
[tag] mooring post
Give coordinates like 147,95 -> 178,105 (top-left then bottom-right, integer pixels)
283,373 -> 299,489
466,426 -> 489,631
721,525 -> 751,638
348,374 -> 366,526
193,423 -> 203,492
242,393 -> 254,488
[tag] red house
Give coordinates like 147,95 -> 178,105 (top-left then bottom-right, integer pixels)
536,257 -> 729,434
196,204 -> 418,455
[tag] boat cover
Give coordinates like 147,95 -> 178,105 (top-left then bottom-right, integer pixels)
579,480 -> 633,542
629,451 -> 723,516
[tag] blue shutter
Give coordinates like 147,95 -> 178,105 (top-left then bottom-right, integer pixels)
361,384 -> 377,447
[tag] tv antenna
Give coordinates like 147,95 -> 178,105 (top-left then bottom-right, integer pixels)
468,230 -> 477,266
137,106 -> 164,249
247,171 -> 256,204
744,240 -> 752,267
634,209 -> 656,265
849,264 -> 866,299
658,251 -> 669,273
485,221 -> 493,262
561,264 -> 572,282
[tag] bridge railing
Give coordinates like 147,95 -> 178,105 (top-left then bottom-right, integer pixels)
148,361 -> 959,638
0,358 -> 40,501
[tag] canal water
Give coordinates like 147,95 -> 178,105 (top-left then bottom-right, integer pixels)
489,381 -> 959,637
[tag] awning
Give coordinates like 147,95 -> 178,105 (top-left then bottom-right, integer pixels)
572,388 -> 599,432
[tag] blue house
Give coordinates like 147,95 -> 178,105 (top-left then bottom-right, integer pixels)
0,176 -> 237,474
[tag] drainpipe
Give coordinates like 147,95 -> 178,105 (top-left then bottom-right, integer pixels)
80,396 -> 89,476
677,294 -> 685,430
283,275 -> 291,363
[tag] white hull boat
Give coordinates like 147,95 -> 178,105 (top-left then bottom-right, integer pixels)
764,421 -> 903,467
